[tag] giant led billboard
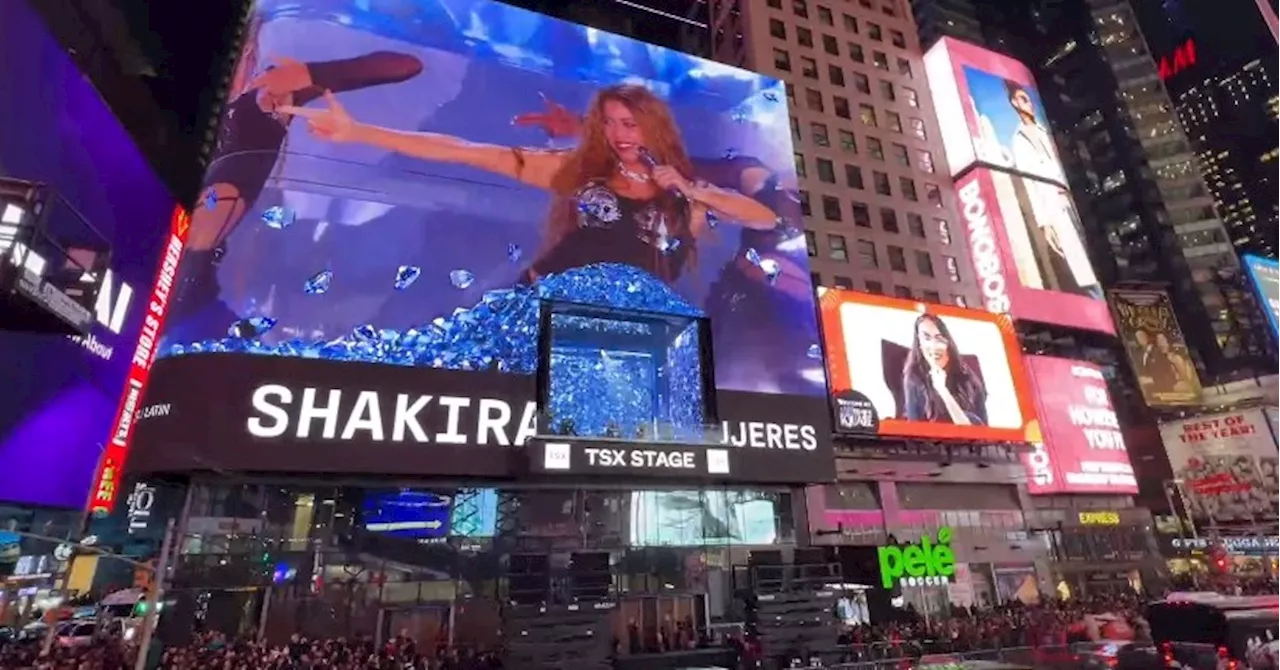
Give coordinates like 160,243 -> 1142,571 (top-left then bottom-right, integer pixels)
818,289 -> 1037,444
0,1 -> 177,510
1159,409 -> 1279,523
126,0 -> 832,488
1109,288 -> 1203,407
1243,254 -> 1279,339
1022,356 -> 1137,496
925,38 -> 1113,335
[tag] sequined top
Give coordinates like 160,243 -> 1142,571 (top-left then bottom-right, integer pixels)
528,181 -> 693,281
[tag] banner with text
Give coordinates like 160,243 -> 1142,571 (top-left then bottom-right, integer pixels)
1023,355 -> 1137,495
1159,409 -> 1279,522
1109,288 -> 1203,408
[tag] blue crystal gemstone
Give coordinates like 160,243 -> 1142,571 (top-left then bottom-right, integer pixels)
658,237 -> 680,255
228,316 -> 278,339
723,148 -> 738,159
745,248 -> 762,266
393,265 -> 421,290
706,211 -> 719,229
507,243 -> 523,263
763,91 -> 779,102
353,324 -> 377,341
807,344 -> 822,360
261,206 -> 295,230
759,258 -> 782,285
303,269 -> 333,295
449,269 -> 476,289
203,190 -> 218,211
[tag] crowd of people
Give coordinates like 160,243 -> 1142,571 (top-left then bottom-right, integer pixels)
0,585 -> 1271,669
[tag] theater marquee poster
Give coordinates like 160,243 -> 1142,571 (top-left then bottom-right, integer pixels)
1108,289 -> 1202,408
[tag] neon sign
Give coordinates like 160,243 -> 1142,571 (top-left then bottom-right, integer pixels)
1158,39 -> 1196,81
877,527 -> 956,588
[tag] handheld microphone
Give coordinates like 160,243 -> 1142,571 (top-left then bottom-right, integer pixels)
637,147 -> 686,201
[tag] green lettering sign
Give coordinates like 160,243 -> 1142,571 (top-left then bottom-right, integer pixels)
877,527 -> 955,588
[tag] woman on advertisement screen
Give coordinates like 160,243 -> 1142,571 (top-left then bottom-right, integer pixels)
901,314 -> 987,426
283,84 -> 779,284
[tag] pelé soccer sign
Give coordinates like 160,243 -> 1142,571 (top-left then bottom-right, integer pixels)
877,527 -> 956,588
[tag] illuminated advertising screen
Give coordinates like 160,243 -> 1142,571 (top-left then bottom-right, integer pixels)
1159,410 -> 1279,523
1243,254 -> 1279,339
925,38 -> 1113,335
0,1 -> 177,510
128,0 -> 832,485
818,289 -> 1037,444
1022,355 -> 1136,495
1108,289 -> 1203,407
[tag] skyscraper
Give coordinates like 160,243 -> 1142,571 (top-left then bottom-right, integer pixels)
1132,0 -> 1278,259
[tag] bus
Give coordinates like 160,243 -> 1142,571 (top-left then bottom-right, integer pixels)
1146,593 -> 1279,669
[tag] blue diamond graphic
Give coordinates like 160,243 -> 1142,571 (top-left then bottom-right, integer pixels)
303,269 -> 332,295
759,258 -> 781,285
507,243 -> 523,263
807,344 -> 822,360
449,269 -> 476,289
228,316 -> 278,339
353,324 -> 377,341
393,265 -> 421,290
262,206 -> 295,230
745,248 -> 761,266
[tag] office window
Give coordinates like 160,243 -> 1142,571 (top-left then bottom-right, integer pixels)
873,170 -> 891,195
879,80 -> 896,101
853,72 -> 871,94
926,183 -> 943,208
865,279 -> 884,294
769,19 -> 787,39
858,103 -> 877,126
873,51 -> 889,70
805,88 -> 824,112
828,234 -> 849,261
917,149 -> 935,173
849,44 -> 866,66
801,56 -> 818,78
859,0 -> 872,7
915,250 -> 935,277
818,5 -> 834,24
899,177 -> 917,201
845,164 -> 864,189
768,0 -> 782,7
880,207 -> 900,233
797,27 -> 814,47
811,122 -> 830,147
822,195 -> 843,221
894,285 -> 913,298
953,294 -> 968,307
890,29 -> 906,48
857,240 -> 878,268
903,87 -> 919,108
882,2 -> 898,16
786,82 -> 795,104
945,255 -> 961,282
794,153 -> 807,178
794,0 -> 810,18
811,271 -> 822,288
816,157 -> 836,183
852,202 -> 872,227
922,290 -> 941,303
867,137 -> 884,160
833,275 -> 854,289
888,245 -> 907,272
823,34 -> 840,55
774,48 -> 792,71
891,142 -> 910,165
805,230 -> 817,257
909,117 -> 927,140
936,218 -> 952,244
867,23 -> 882,40
897,57 -> 912,77
834,96 -> 851,119
842,13 -> 858,33
790,116 -> 801,142
798,189 -> 812,215
838,129 -> 856,152
907,213 -> 926,238
886,111 -> 903,133
828,64 -> 845,86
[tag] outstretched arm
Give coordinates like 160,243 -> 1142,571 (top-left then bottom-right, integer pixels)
293,52 -> 425,105
282,92 -> 566,189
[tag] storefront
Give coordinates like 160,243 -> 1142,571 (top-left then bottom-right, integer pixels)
1039,508 -> 1162,597
1158,534 -> 1280,584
